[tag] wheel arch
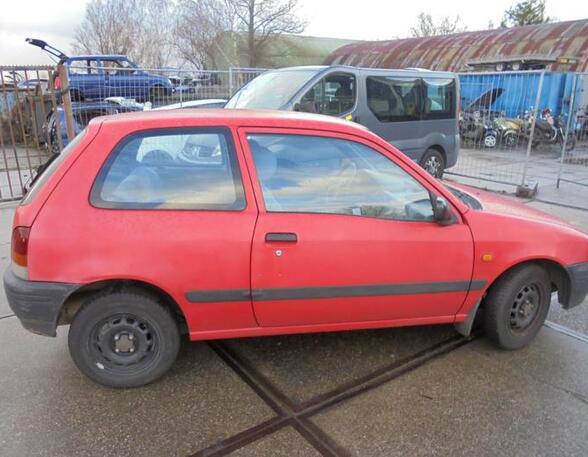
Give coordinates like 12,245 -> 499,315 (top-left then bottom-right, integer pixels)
58,279 -> 187,332
482,258 -> 570,307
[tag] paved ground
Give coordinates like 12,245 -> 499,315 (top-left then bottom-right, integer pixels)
1,185 -> 588,456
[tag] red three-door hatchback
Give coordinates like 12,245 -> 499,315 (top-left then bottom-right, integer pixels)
4,109 -> 588,388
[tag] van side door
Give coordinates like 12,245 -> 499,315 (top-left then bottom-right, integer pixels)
361,75 -> 424,159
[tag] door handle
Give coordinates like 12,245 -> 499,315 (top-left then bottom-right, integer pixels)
265,232 -> 298,242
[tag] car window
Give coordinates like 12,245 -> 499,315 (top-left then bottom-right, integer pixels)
101,59 -> 136,75
366,76 -> 422,122
69,59 -> 99,75
248,134 -> 434,221
91,128 -> 246,210
299,72 -> 356,116
423,78 -> 455,120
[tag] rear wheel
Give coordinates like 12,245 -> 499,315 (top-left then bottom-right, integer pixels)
419,148 -> 445,178
149,86 -> 168,103
68,291 -> 180,388
484,264 -> 551,350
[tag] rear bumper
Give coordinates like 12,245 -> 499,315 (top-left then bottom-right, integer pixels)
3,268 -> 79,337
564,262 -> 588,309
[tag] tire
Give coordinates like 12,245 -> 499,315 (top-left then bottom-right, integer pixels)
483,133 -> 497,148
484,264 -> 551,350
502,131 -> 517,148
419,148 -> 445,178
68,291 -> 180,388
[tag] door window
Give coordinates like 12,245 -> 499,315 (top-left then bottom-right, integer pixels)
248,133 -> 434,221
91,128 -> 246,210
299,72 -> 356,115
366,76 -> 422,122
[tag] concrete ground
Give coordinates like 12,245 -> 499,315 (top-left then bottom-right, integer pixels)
1,188 -> 588,456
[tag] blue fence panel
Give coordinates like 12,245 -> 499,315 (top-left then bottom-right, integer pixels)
459,71 -> 580,118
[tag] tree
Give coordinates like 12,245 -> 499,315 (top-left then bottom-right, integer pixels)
500,0 -> 552,27
71,0 -> 175,68
229,0 -> 306,67
174,0 -> 236,69
410,13 -> 467,38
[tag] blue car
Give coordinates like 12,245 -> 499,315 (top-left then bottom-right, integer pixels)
26,39 -> 173,102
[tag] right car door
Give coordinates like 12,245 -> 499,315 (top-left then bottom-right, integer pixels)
242,128 -> 476,328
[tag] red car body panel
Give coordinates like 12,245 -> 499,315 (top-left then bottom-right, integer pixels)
10,109 -> 588,341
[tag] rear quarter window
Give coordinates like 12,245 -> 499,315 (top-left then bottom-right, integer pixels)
90,128 -> 246,211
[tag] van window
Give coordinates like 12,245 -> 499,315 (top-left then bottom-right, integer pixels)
91,128 -> 246,210
366,76 -> 422,122
299,72 -> 356,115
423,78 -> 455,120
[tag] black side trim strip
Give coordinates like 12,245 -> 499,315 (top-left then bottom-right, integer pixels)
185,280 -> 487,303
185,289 -> 250,303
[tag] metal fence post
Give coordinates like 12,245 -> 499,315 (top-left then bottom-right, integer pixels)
519,71 -> 545,191
556,73 -> 579,188
228,67 -> 234,97
57,64 -> 75,142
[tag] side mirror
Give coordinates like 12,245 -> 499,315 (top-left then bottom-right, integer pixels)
432,196 -> 456,226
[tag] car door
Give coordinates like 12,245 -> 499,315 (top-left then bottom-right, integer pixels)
294,71 -> 358,119
240,127 -> 475,327
101,58 -> 143,99
68,58 -> 104,99
362,74 -> 424,159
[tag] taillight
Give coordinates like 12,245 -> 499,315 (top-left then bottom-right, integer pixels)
12,227 -> 31,279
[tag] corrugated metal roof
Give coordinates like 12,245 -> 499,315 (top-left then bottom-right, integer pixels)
324,20 -> 588,72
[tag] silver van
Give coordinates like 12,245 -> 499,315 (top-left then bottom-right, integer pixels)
225,65 -> 459,177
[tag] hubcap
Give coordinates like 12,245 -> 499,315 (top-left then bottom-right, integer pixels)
91,314 -> 157,369
424,156 -> 441,177
484,135 -> 496,147
509,284 -> 542,331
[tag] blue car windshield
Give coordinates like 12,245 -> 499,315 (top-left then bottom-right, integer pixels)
225,69 -> 319,110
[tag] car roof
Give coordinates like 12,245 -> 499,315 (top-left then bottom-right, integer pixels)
93,108 -> 370,133
69,55 -> 128,60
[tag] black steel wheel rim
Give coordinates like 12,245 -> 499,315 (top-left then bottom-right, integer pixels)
89,313 -> 160,373
509,283 -> 543,331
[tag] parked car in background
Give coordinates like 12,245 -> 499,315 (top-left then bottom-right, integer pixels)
153,99 -> 227,110
5,109 -> 588,388
26,38 -> 173,102
43,98 -> 144,153
225,65 -> 460,178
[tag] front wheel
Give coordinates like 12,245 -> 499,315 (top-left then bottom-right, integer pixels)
68,291 -> 180,388
483,264 -> 551,350
419,148 -> 445,178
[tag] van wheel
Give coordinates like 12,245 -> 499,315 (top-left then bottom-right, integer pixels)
420,149 -> 445,178
484,264 -> 550,350
68,291 -> 180,388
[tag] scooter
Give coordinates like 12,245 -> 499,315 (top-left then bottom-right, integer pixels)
459,111 -> 498,148
520,110 -> 577,151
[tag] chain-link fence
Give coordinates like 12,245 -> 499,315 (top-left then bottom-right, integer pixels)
0,65 -> 264,202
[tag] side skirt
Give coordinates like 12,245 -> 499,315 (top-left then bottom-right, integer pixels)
188,315 -> 460,341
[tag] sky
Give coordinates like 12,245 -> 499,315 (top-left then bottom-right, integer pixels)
1,0 -> 588,65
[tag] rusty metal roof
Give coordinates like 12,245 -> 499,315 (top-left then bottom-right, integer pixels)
324,20 -> 588,72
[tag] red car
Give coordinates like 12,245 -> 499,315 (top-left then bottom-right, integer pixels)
4,110 -> 588,388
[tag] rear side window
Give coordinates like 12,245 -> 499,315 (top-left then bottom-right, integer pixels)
21,129 -> 87,205
90,128 -> 246,210
366,76 -> 422,122
423,78 -> 456,120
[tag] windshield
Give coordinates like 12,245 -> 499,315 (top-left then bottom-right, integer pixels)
225,69 -> 319,110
